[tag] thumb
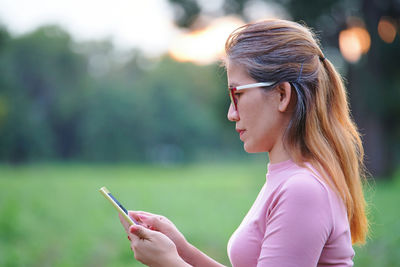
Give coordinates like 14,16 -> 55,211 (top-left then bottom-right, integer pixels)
129,224 -> 151,240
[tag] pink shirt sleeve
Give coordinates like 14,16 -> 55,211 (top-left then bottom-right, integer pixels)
258,175 -> 332,266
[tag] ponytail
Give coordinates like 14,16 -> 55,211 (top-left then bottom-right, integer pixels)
314,58 -> 368,243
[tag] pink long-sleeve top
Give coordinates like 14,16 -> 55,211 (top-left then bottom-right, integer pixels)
227,160 -> 354,267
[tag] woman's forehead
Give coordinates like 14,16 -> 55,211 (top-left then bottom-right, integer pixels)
227,61 -> 253,84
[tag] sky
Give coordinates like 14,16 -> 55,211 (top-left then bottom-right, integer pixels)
0,0 -> 290,63
0,0 -> 179,56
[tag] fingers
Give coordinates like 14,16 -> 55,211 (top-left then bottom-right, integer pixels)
128,210 -> 154,223
128,211 -> 168,229
127,211 -> 142,224
139,214 -> 168,231
129,224 -> 150,240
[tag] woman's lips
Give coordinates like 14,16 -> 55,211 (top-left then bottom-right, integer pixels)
236,129 -> 246,138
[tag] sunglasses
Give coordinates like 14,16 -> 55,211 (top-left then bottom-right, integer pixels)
228,81 -> 277,111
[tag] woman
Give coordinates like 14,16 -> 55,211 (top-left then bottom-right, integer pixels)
119,19 -> 368,267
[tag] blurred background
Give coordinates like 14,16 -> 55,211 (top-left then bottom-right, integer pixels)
0,0 -> 399,266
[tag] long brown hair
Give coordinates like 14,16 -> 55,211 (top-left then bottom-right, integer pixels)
225,19 -> 368,244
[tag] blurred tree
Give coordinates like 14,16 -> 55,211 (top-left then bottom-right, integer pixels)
167,0 -> 400,176
77,54 -> 233,162
0,25 -> 88,162
169,0 -> 202,28
0,26 -> 237,163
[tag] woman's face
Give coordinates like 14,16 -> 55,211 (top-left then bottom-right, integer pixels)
226,60 -> 288,153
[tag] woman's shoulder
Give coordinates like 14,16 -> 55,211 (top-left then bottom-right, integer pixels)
267,160 -> 334,206
277,164 -> 332,205
267,163 -> 335,231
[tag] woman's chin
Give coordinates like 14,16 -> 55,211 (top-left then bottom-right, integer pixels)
243,141 -> 269,153
243,143 -> 261,153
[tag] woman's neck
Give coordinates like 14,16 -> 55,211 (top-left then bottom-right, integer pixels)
268,139 -> 291,164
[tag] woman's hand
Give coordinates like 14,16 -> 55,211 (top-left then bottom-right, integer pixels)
119,211 -> 225,267
119,211 -> 191,260
127,224 -> 190,267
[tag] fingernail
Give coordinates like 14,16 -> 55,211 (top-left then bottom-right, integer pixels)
127,235 -> 131,241
129,226 -> 137,234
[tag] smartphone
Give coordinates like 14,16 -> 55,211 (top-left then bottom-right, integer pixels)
99,186 -> 139,225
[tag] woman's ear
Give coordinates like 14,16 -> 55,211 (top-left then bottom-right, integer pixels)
277,82 -> 292,112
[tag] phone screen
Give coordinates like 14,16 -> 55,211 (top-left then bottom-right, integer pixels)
99,186 -> 139,225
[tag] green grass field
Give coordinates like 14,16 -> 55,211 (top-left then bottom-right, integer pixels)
0,162 -> 399,266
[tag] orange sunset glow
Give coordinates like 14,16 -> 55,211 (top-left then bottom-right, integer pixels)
169,16 -> 245,65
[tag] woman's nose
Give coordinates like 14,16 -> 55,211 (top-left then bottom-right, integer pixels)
227,103 -> 240,122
